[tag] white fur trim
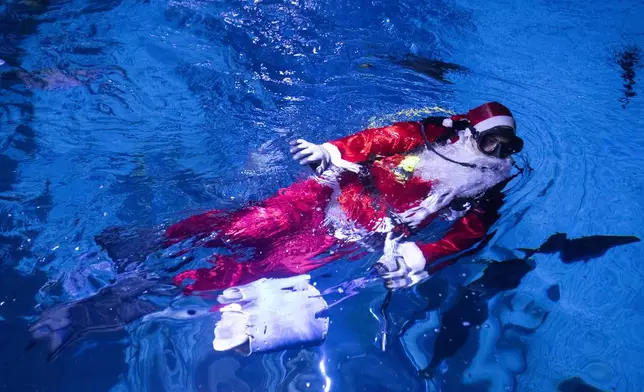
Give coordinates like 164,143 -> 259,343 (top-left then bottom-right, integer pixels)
321,143 -> 362,173
442,118 -> 454,128
398,241 -> 427,271
473,115 -> 515,132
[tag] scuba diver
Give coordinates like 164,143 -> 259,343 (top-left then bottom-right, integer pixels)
166,101 -> 523,292
33,102 -> 525,357
159,101 -> 525,354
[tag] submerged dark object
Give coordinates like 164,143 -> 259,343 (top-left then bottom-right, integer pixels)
616,45 -> 641,108
558,376 -> 605,392
517,233 -> 640,263
546,284 -> 561,302
467,258 -> 536,292
382,54 -> 467,83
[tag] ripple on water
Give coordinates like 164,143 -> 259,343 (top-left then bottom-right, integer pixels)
573,329 -> 610,357
580,360 -> 616,387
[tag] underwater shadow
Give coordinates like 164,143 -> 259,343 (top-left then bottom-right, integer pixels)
558,376 -> 605,392
410,231 -> 640,378
377,54 -> 467,83
517,233 -> 640,263
415,257 -> 536,377
616,45 -> 641,109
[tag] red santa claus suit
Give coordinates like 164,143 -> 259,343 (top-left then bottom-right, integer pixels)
167,102 -> 518,293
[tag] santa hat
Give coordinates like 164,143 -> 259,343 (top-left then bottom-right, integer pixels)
442,102 -> 516,133
466,102 -> 516,133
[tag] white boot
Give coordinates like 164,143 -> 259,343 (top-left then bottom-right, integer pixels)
213,274 -> 329,354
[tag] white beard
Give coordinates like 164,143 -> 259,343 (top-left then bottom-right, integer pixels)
390,133 -> 513,228
415,133 -> 512,200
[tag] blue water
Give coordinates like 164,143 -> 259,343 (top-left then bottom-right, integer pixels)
1,0 -> 643,391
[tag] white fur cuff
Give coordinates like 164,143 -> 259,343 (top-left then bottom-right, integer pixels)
398,241 -> 427,271
321,143 -> 362,173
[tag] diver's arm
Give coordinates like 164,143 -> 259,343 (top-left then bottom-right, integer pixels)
323,121 -> 451,166
416,207 -> 498,273
290,121 -> 447,173
376,194 -> 502,289
417,183 -> 506,273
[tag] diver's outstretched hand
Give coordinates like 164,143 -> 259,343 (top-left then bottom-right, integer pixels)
289,139 -> 331,174
374,233 -> 429,290
213,274 -> 329,355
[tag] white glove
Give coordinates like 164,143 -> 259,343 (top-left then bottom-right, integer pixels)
213,275 -> 329,355
374,233 -> 429,289
397,191 -> 453,230
289,139 -> 331,175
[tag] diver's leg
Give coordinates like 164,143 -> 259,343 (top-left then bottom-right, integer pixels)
165,178 -> 333,248
174,220 -> 340,293
163,209 -> 228,246
95,225 -> 167,271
